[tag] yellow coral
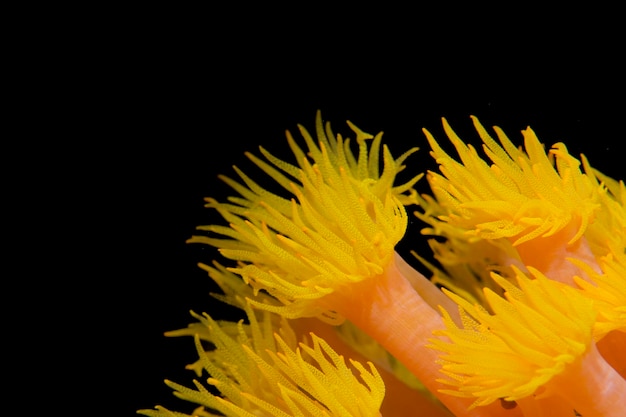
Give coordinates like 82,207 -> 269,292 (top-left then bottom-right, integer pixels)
138,303 -> 385,417
188,111 -> 420,323
423,116 -> 600,246
428,266 -> 626,416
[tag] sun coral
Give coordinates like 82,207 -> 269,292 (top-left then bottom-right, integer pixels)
422,116 -> 602,285
187,110 -> 421,323
430,266 -> 626,416
138,303 -> 385,417
140,113 -> 626,417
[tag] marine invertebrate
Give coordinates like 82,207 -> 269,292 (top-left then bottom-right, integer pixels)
140,303 -> 385,417
430,266 -> 625,416
139,112 -> 625,417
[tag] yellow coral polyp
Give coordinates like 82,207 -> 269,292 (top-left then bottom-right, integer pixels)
188,111 -> 420,322
429,266 -> 626,416
138,303 -> 385,417
423,116 -> 600,246
430,266 -> 595,406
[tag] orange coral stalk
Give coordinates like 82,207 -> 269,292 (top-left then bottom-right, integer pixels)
322,256 -> 522,417
543,343 -> 626,417
514,223 -> 600,285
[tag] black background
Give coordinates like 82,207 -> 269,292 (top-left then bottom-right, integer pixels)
69,9 -> 625,416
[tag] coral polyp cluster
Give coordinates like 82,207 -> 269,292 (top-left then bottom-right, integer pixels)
139,111 -> 625,417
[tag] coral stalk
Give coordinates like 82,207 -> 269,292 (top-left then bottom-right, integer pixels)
321,255 -> 522,417
538,343 -> 626,417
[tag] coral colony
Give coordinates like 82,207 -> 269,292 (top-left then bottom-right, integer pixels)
139,111 -> 625,417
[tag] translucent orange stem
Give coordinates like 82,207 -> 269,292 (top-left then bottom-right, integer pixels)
323,256 -> 522,417
514,228 -> 599,285
545,343 -> 626,417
